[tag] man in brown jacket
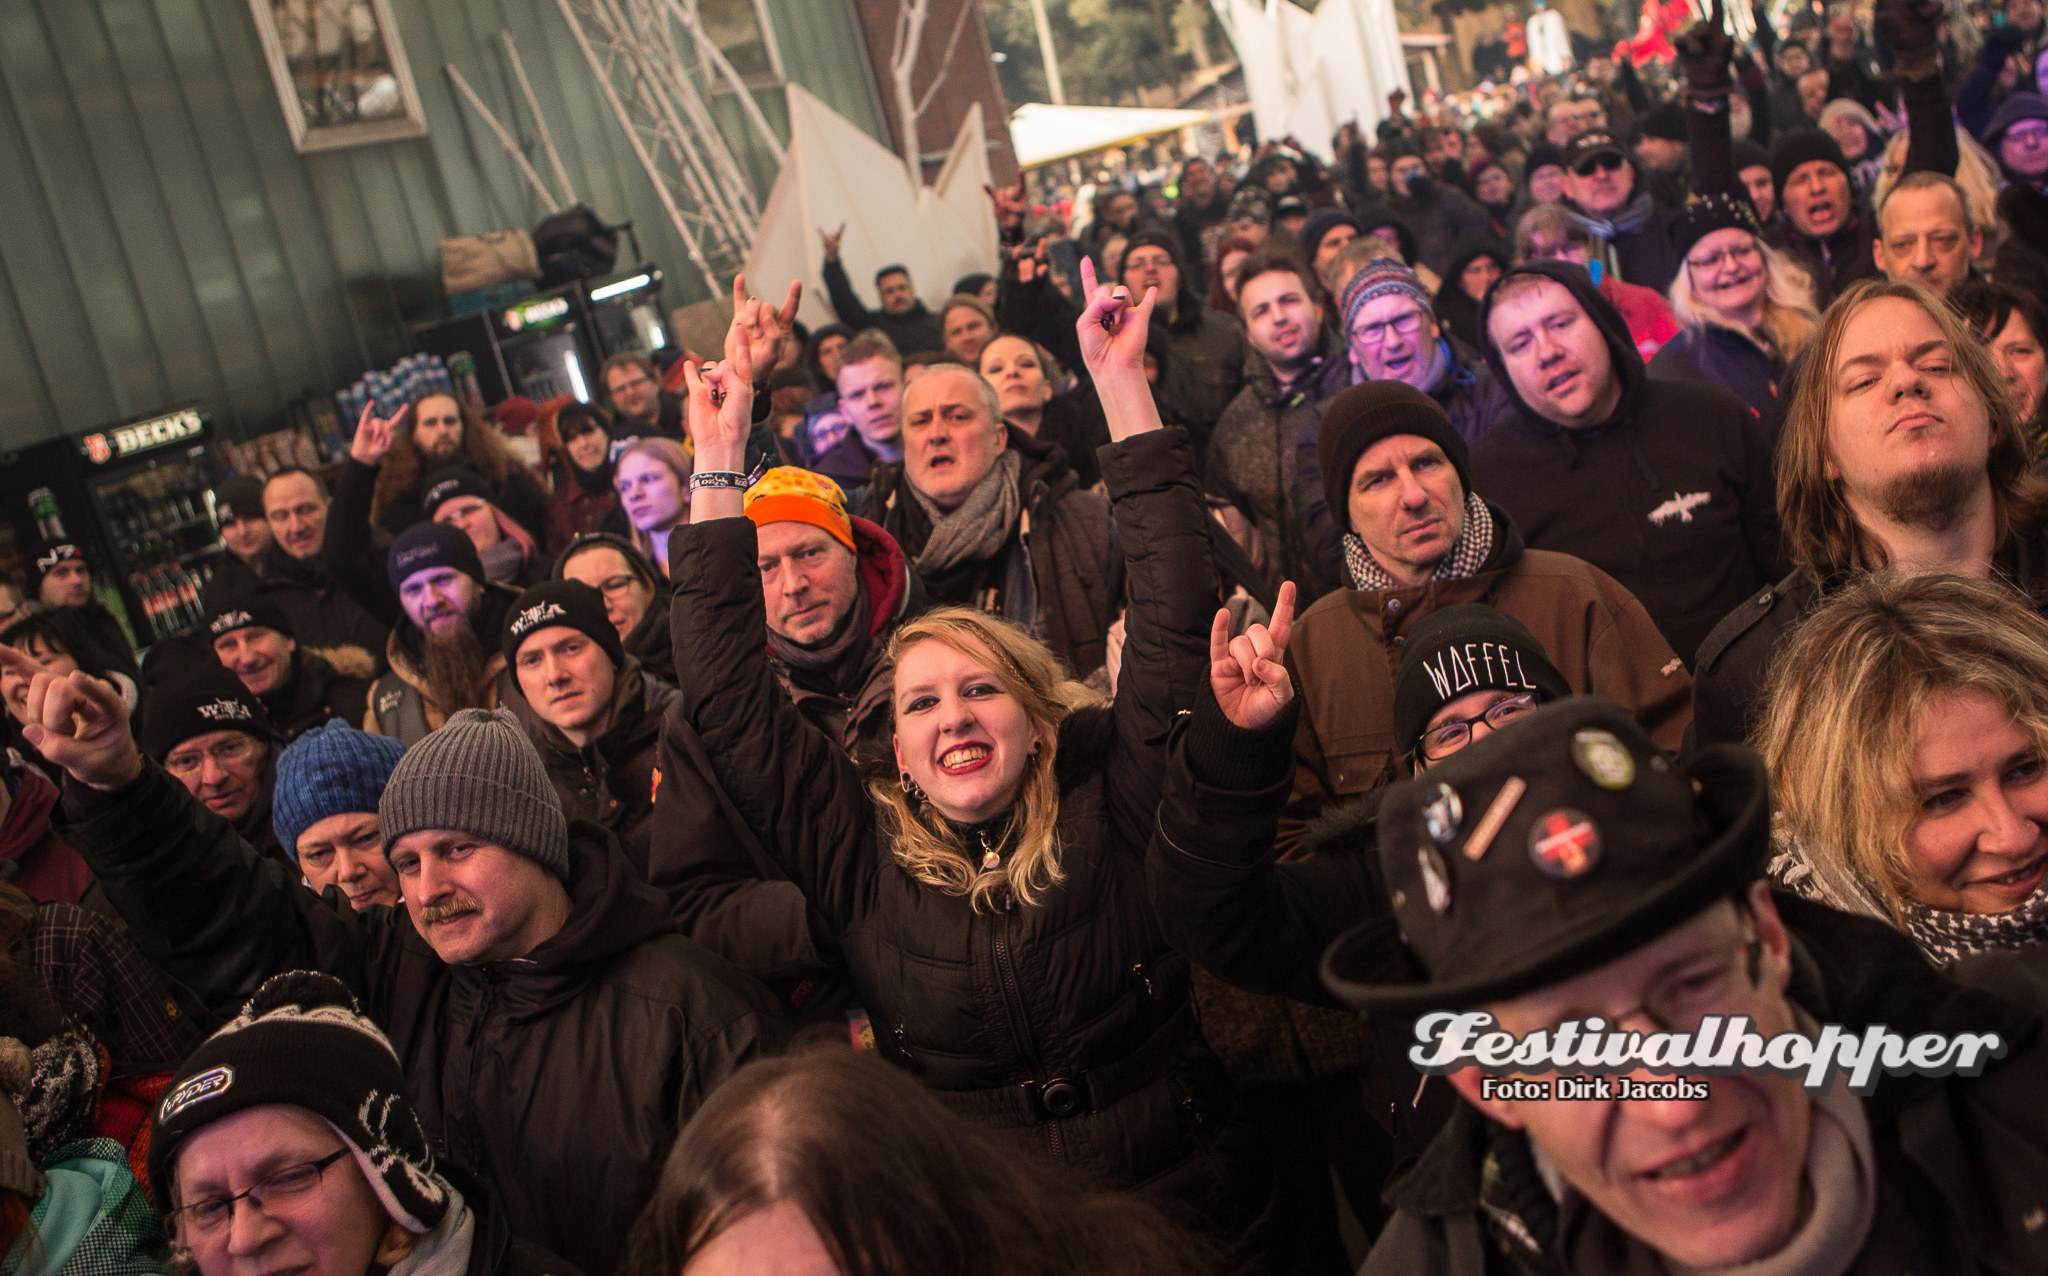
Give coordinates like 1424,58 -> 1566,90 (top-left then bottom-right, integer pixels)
1284,381 -> 1690,827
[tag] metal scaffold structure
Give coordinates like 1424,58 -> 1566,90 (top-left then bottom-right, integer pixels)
552,0 -> 784,295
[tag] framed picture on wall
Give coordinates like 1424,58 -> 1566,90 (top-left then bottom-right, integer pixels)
247,0 -> 429,152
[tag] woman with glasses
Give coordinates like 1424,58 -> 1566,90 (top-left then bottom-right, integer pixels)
553,532 -> 671,682
1760,573 -> 2048,966
1512,203 -> 1679,360
151,972 -> 567,1276
1649,193 -> 1820,430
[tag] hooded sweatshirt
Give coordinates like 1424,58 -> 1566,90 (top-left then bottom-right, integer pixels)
1469,262 -> 1786,664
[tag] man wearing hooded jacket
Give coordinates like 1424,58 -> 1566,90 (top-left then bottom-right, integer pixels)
1470,262 -> 1785,664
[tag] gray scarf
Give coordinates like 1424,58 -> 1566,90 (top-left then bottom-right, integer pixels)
386,1186 -> 476,1276
1542,1018 -> 1876,1276
478,535 -> 526,584
911,449 -> 1022,576
1343,490 -> 1494,592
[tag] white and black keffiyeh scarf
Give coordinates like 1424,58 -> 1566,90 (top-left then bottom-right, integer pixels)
1342,490 -> 1493,592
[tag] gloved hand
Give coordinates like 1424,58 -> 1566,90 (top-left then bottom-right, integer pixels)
1676,0 -> 1736,97
1877,0 -> 1946,77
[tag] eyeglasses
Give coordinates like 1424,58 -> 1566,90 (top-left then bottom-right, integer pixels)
1573,154 -> 1626,177
1685,241 -> 1763,273
1351,310 -> 1429,347
608,375 -> 654,394
592,573 -> 646,599
1418,693 -> 1539,761
2006,123 -> 2048,148
165,736 -> 263,777
171,1150 -> 349,1238
1603,933 -> 1766,1035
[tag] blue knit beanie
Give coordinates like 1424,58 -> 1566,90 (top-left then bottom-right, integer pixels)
274,720 -> 408,863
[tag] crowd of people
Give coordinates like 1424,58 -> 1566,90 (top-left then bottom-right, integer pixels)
6,0 -> 2048,1269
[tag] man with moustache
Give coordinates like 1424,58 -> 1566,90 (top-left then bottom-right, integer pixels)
1208,247 -> 1353,597
25,667 -> 783,1273
1693,278 -> 2048,746
1471,263 -> 1784,664
204,467 -> 389,674
136,661 -> 287,860
206,595 -> 369,740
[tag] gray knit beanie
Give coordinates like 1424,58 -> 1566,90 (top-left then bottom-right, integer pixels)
378,708 -> 569,880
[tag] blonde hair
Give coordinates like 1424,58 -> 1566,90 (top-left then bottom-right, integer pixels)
614,435 -> 694,566
869,608 -> 1104,912
1666,234 -> 1821,364
1871,127 -> 2002,254
1757,572 -> 2048,923
1776,278 -> 2037,577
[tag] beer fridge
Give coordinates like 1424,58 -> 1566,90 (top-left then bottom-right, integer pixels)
0,406 -> 228,650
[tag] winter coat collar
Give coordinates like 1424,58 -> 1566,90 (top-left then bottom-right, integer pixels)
1253,326 -> 1350,409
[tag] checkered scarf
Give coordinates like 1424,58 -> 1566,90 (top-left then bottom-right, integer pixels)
1342,490 -> 1494,592
1898,888 -> 2048,968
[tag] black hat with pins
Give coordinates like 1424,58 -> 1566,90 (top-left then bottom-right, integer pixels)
1321,698 -> 1769,1011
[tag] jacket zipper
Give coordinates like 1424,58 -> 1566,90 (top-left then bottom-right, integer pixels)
456,973 -> 499,1170
987,854 -> 1063,1160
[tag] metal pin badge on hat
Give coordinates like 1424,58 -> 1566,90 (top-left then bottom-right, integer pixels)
1528,808 -> 1602,879
1572,729 -> 1636,791
1418,845 -> 1453,915
1422,782 -> 1463,844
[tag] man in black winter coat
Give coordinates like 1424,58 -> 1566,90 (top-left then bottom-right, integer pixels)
499,580 -> 674,878
1692,278 -> 2048,747
818,226 -> 944,356
202,469 -> 391,676
1382,149 -> 1495,278
207,596 -> 370,741
1470,262 -> 1784,664
16,664 -> 785,1276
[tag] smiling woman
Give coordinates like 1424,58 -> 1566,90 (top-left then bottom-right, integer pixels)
1760,572 -> 2048,963
668,279 -> 1275,1253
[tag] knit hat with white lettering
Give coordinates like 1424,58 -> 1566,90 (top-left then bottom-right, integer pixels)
386,522 -> 486,594
148,971 -> 450,1231
1392,605 -> 1570,758
501,579 -> 624,668
205,594 -> 297,643
138,661 -> 284,761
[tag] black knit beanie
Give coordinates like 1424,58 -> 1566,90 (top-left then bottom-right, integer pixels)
138,661 -> 283,761
205,594 -> 297,643
149,971 -> 450,1232
213,474 -> 267,527
503,580 -> 625,668
1317,382 -> 1473,536
1392,605 -> 1571,757
387,522 -> 486,593
1770,129 -> 1849,193
421,466 -> 495,519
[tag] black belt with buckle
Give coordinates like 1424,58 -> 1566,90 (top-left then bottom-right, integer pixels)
931,1004 -> 1201,1125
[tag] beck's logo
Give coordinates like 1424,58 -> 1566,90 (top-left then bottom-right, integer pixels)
209,610 -> 253,635
1648,491 -> 1713,526
510,601 -> 568,638
195,698 -> 254,723
160,1065 -> 234,1120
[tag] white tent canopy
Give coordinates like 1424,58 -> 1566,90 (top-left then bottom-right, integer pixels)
742,85 -> 999,332
1222,0 -> 1412,161
1008,103 -> 1211,169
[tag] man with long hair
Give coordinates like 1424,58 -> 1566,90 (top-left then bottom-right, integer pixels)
1692,278 -> 2048,745
359,392 -> 550,540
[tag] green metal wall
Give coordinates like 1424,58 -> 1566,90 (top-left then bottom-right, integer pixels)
0,0 -> 885,451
